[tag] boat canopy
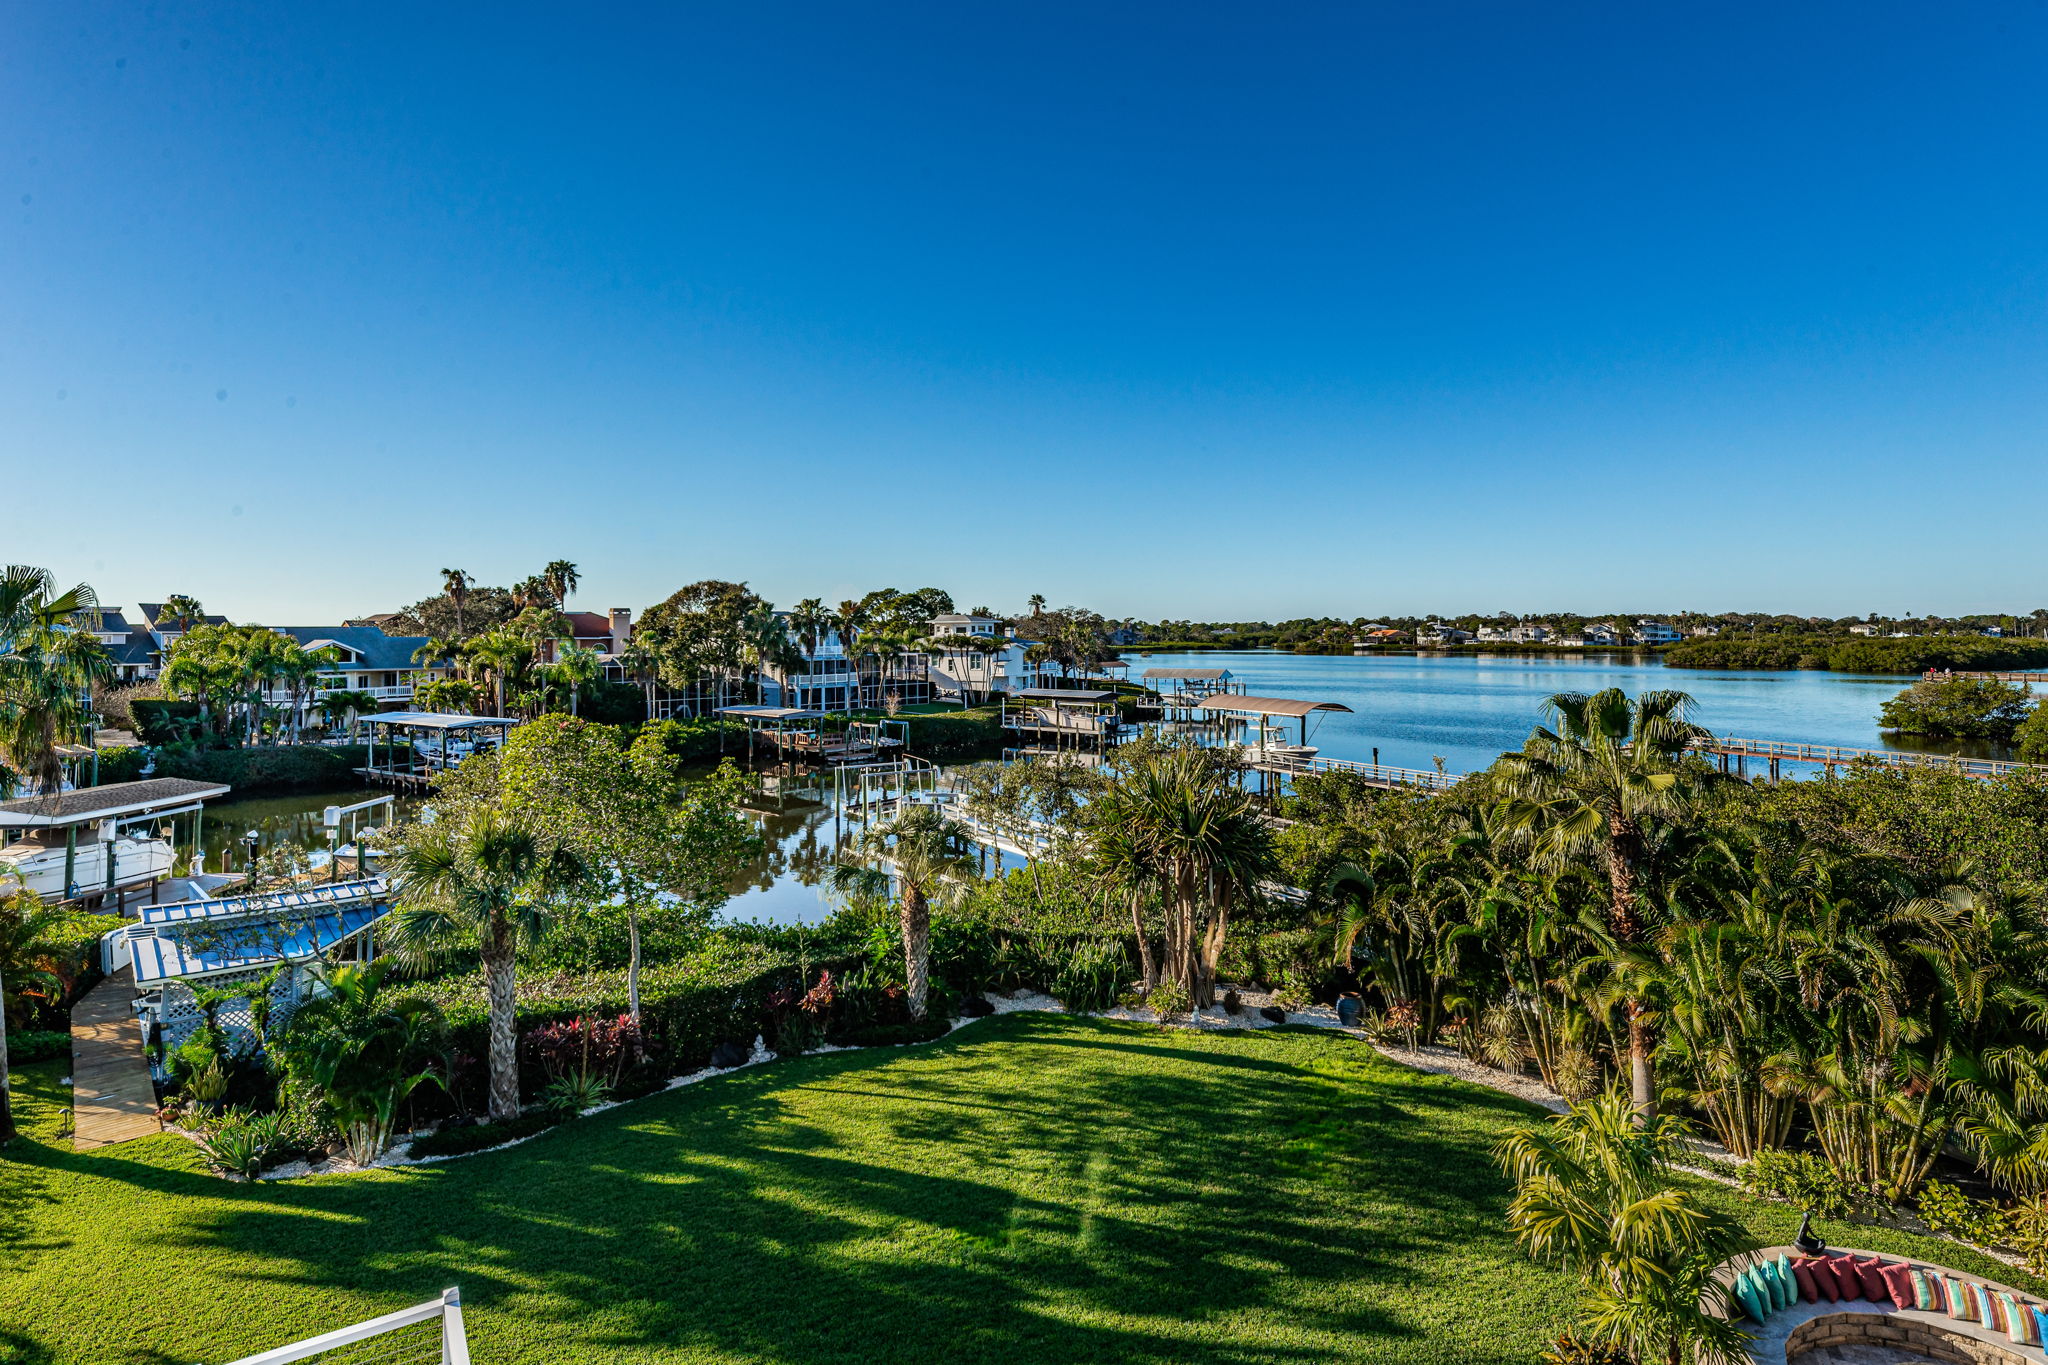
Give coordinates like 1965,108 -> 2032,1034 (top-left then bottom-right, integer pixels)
1191,695 -> 1355,718
0,778 -> 231,830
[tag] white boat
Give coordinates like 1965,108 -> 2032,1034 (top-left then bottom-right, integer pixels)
0,777 -> 231,907
0,828 -> 175,899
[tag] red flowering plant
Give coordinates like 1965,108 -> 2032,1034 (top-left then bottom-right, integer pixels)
763,971 -> 837,1057
521,1013 -> 642,1086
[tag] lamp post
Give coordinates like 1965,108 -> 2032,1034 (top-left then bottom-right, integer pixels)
243,829 -> 260,877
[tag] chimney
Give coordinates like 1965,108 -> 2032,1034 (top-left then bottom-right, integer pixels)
609,608 -> 631,656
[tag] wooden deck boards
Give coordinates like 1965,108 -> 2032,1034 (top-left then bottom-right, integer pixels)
70,969 -> 161,1151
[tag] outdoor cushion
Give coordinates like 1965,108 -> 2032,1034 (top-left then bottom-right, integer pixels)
1909,1266 -> 1935,1311
1879,1261 -> 1916,1309
1807,1256 -> 1845,1301
1730,1270 -> 1767,1323
2030,1305 -> 2048,1346
1945,1275 -> 1974,1319
1998,1292 -> 2034,1345
1851,1255 -> 1890,1302
1825,1254 -> 1866,1299
1775,1253 -> 1796,1307
1790,1257 -> 1822,1303
1753,1262 -> 1783,1311
1973,1282 -> 2001,1332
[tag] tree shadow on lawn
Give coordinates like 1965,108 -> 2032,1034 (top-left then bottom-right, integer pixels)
61,1016 -> 1568,1364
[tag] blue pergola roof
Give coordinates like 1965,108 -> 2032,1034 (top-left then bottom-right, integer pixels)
138,878 -> 385,926
129,904 -> 388,984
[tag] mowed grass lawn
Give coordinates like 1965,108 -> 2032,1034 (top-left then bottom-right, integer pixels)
0,1015 -> 2033,1365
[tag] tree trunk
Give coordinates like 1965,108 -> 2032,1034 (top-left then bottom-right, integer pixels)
1130,891 -> 1157,988
482,922 -> 521,1122
1605,818 -> 1655,1118
901,883 -> 930,1020
627,906 -> 642,1025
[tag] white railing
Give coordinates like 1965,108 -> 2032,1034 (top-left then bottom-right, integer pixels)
1239,746 -> 1463,792
1689,736 -> 2034,778
222,1287 -> 469,1364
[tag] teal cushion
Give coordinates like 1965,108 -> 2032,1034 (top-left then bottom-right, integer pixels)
1774,1254 -> 1796,1308
1733,1269 -> 1768,1322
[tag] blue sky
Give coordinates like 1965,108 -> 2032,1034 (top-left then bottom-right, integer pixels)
5,3 -> 2045,623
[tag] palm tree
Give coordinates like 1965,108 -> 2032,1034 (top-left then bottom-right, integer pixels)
541,560 -> 580,608
828,804 -> 977,1020
1027,593 -> 1046,617
318,689 -> 380,739
463,632 -> 532,717
385,806 -> 585,1120
440,570 -> 473,638
158,593 -> 207,636
0,567 -> 115,796
550,643 -> 603,716
1496,1090 -> 1754,1365
1494,688 -> 1714,1116
1086,747 -> 1274,1007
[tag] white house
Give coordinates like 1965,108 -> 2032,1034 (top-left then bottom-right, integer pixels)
925,615 -> 1044,704
1634,620 -> 1683,645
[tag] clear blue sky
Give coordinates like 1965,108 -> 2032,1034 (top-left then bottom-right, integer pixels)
6,3 -> 2045,623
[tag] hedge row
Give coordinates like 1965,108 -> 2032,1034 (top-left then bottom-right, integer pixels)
152,744 -> 373,793
1663,633 -> 2048,674
5,1030 -> 70,1065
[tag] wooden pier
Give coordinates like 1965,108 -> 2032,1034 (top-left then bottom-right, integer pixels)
1689,736 -> 2035,782
70,969 -> 161,1151
1925,669 -> 2048,686
1238,747 -> 1463,793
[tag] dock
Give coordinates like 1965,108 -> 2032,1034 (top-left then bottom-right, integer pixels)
69,969 -> 161,1151
1689,736 -> 2036,781
1238,747 -> 1463,792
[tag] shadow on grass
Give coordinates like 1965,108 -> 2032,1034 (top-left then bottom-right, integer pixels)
5,1014 -> 1560,1365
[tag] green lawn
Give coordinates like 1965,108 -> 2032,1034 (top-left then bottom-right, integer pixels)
0,1016 -> 2034,1364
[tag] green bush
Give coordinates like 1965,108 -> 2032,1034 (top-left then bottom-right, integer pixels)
6,1030 -> 69,1065
627,717 -> 749,764
82,746 -> 150,785
1916,1180 -> 2008,1246
406,1111 -> 562,1159
896,707 -> 1005,762
1047,939 -> 1128,1012
194,1108 -> 285,1178
153,744 -> 372,793
130,698 -> 204,745
1879,678 -> 2034,740
1741,1148 -> 1886,1220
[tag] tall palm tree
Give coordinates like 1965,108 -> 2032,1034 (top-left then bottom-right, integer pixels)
1494,688 -> 1713,1116
0,567 -> 115,797
1087,747 -> 1274,1007
463,632 -> 532,716
541,560 -> 580,608
828,804 -> 977,1020
158,593 -> 207,637
550,643 -> 603,716
385,806 -> 585,1120
440,569 -> 473,638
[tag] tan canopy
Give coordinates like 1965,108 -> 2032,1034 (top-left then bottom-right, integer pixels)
1190,695 -> 1353,718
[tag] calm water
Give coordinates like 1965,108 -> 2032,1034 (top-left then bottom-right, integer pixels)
1125,648 -> 1938,775
194,655 -> 1948,925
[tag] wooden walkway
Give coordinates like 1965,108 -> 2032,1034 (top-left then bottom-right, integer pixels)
70,969 -> 160,1151
1690,736 -> 2035,780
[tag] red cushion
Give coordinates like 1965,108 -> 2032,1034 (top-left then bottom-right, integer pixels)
1808,1256 -> 1845,1301
1854,1256 -> 1891,1303
1823,1254 -> 1863,1299
1791,1257 -> 1822,1303
1880,1262 -> 1916,1309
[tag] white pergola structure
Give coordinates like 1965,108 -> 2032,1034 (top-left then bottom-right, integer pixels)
223,1287 -> 469,1365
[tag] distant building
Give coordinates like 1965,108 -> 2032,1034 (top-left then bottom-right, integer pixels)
261,626 -> 457,710
1848,623 -> 1880,636
1688,624 -> 1721,638
1507,624 -> 1551,644
1633,620 -> 1683,645
1581,623 -> 1622,647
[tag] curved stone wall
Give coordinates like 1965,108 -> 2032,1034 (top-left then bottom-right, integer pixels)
1783,1309 -> 2026,1363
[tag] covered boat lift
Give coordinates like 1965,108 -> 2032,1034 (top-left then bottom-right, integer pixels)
356,712 -> 521,791
1192,695 -> 1355,790
1000,688 -> 1121,751
0,777 -> 231,909
714,705 -> 901,765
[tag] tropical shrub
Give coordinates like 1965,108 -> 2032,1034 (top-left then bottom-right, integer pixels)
193,1107 -> 284,1179
82,746 -> 149,785
5,1029 -> 68,1065
278,962 -> 448,1165
1047,939 -> 1127,1012
1741,1149 -> 1886,1220
1496,1092 -> 1754,1365
1916,1181 -> 2008,1247
540,1071 -> 612,1116
1145,978 -> 1190,1019
154,744 -> 372,793
522,1013 -> 641,1084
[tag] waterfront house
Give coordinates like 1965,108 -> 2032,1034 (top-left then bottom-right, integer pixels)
1634,620 -> 1683,645
260,625 -> 457,715
1580,623 -> 1622,646
1507,624 -> 1551,643
925,614 -> 1043,704
1421,623 -> 1475,645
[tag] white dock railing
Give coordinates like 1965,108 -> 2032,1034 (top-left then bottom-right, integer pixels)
1238,746 -> 1463,792
221,1287 -> 469,1364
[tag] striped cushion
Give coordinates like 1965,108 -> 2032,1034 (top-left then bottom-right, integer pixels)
1973,1282 -> 2001,1332
1946,1275 -> 1974,1319
1998,1292 -> 2034,1345
1910,1266 -> 1934,1311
